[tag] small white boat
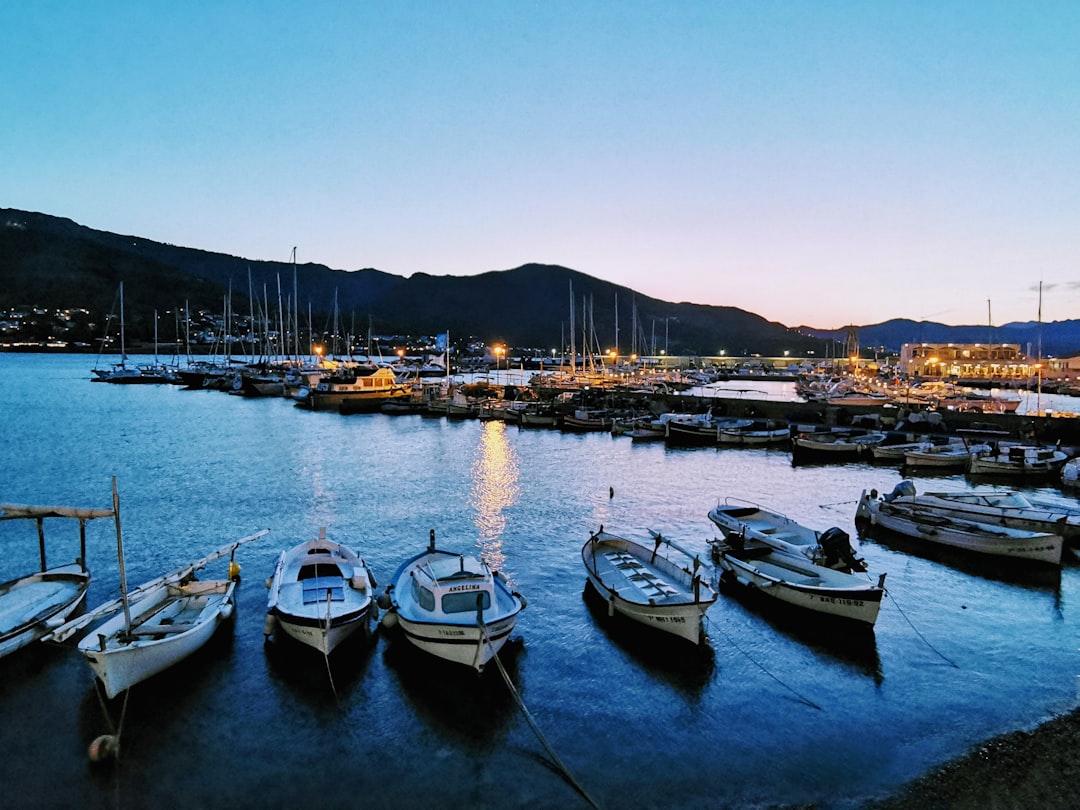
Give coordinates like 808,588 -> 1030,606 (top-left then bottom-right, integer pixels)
382,530 -> 526,672
967,444 -> 1068,477
264,528 -> 378,655
47,486 -> 269,698
1062,458 -> 1080,491
856,483 -> 1063,565
718,420 -> 791,446
708,499 -> 867,573
582,529 -> 717,645
874,481 -> 1080,543
0,498 -> 117,659
791,430 -> 887,460
708,534 -> 884,626
903,442 -> 975,470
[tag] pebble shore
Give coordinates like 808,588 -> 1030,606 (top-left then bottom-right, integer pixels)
865,706 -> 1080,809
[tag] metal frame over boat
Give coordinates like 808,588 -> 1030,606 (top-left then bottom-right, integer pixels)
0,498 -> 116,659
264,527 -> 378,655
967,444 -> 1069,477
582,529 -> 717,645
856,483 -> 1063,565
383,530 -> 526,672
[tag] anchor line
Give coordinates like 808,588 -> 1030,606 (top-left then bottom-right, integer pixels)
705,614 -> 823,711
885,588 -> 959,668
480,625 -> 601,809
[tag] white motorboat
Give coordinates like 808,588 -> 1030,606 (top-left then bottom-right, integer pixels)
48,508 -> 269,698
967,444 -> 1068,477
264,528 -> 378,655
856,483 -> 1063,565
382,530 -> 526,672
708,533 -> 885,626
581,529 -> 717,645
708,500 -> 867,572
872,481 -> 1080,543
0,497 -> 117,659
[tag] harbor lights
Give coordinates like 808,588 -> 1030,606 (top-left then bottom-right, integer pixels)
313,343 -> 325,364
494,345 -> 505,386
928,356 -> 939,377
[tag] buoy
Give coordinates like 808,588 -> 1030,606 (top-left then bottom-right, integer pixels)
609,486 -> 614,498
228,560 -> 241,582
88,734 -> 119,763
263,613 -> 277,639
381,610 -> 399,629
375,591 -> 392,610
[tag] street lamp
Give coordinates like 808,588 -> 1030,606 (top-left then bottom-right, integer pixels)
494,345 -> 505,386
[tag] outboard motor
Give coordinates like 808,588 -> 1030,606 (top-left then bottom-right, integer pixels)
883,480 -> 916,503
819,526 -> 867,573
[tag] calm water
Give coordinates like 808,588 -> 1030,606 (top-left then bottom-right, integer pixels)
3,354 -> 1079,809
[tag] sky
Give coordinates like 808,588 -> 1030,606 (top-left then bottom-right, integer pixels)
4,1 -> 1079,329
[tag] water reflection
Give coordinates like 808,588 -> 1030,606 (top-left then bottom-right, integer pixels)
581,582 -> 716,696
469,421 -> 520,574
711,579 -> 883,683
380,634 -> 523,748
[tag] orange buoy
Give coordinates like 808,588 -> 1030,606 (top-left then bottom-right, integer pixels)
88,734 -> 119,763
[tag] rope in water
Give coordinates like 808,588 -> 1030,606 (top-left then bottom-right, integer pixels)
705,613 -> 823,711
485,630 -> 601,809
884,587 -> 959,668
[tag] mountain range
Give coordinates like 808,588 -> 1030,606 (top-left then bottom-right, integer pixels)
3,208 -> 1078,358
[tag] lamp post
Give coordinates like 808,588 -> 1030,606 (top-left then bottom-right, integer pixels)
494,345 -> 505,387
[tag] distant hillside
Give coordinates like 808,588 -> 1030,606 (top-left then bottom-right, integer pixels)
799,319 -> 1080,359
0,209 -> 827,355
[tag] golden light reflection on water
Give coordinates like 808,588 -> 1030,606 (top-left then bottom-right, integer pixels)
469,420 -> 520,574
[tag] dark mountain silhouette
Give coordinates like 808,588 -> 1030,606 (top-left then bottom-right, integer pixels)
3,208 -> 1078,357
0,209 -> 827,355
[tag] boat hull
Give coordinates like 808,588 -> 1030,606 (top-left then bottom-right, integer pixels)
0,565 -> 90,658
581,532 -> 716,645
857,491 -> 1063,565
387,546 -> 525,672
713,548 -> 882,625
265,535 -> 377,656
78,581 -> 236,699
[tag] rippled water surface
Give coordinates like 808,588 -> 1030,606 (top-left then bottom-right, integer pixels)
2,355 -> 1079,809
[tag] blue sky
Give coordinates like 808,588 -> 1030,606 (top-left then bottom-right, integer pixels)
4,1 -> 1078,328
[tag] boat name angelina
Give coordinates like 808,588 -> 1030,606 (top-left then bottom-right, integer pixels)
447,584 -> 481,593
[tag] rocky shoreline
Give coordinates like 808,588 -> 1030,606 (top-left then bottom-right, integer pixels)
864,706 -> 1080,809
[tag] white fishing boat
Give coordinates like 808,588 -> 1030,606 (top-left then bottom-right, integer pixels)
1062,458 -> 1080,491
381,530 -> 526,672
902,442 -> 975,470
708,499 -> 867,572
708,533 -> 885,626
967,443 -> 1068,477
872,481 -> 1080,543
791,430 -> 887,460
47,486 -> 269,698
718,419 -> 790,446
264,528 -> 378,655
0,497 -> 117,659
581,529 -> 717,645
856,482 -> 1063,565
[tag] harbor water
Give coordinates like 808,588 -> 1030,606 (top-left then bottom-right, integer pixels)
2,354 -> 1079,809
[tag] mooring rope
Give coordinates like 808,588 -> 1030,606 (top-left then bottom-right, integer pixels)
483,626 -> 601,809
884,587 -> 959,668
705,613 -> 823,711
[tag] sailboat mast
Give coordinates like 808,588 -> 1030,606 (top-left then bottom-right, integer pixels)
119,281 -> 126,363
569,280 -> 576,375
